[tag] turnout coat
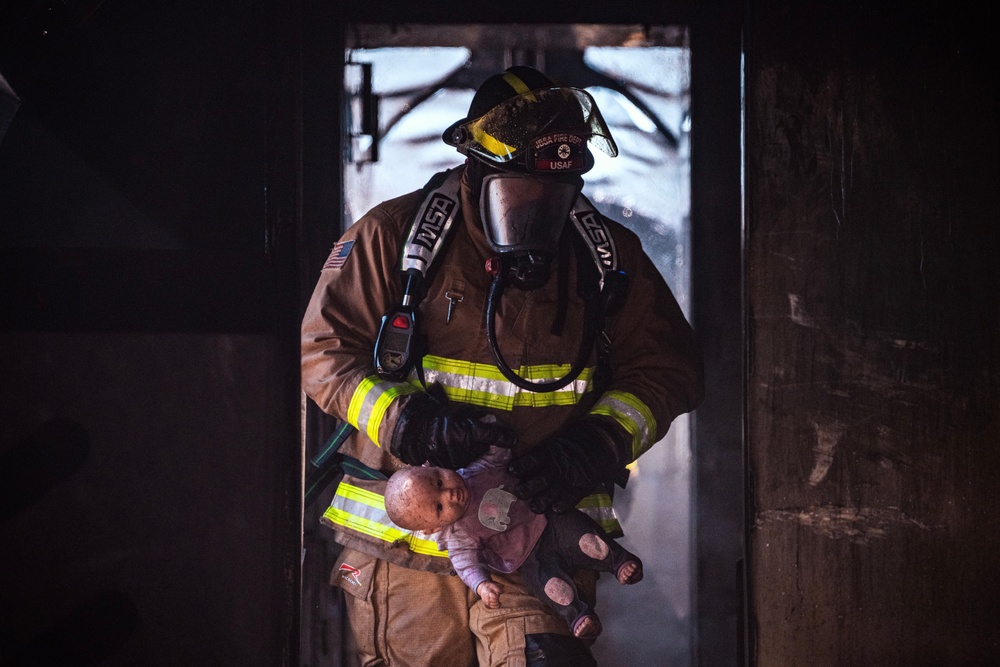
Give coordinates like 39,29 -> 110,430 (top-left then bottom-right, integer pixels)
301,165 -> 704,573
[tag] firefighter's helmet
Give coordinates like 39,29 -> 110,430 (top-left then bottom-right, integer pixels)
442,65 -> 618,175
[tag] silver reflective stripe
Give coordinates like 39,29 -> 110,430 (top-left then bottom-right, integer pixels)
577,492 -> 622,535
578,504 -> 619,525
590,390 -> 656,459
417,355 -> 595,410
352,380 -> 383,441
347,376 -> 420,447
325,485 -> 623,557
323,481 -> 449,558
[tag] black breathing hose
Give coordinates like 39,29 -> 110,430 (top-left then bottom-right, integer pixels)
484,270 -> 599,393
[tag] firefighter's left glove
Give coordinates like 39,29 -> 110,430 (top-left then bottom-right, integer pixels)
509,416 -> 631,514
389,384 -> 517,469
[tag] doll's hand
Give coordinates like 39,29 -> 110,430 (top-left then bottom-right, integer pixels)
476,580 -> 503,608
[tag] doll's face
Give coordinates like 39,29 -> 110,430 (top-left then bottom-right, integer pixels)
390,466 -> 470,533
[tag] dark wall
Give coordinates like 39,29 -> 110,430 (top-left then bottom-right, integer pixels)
0,1 -> 301,665
745,1 -> 1000,665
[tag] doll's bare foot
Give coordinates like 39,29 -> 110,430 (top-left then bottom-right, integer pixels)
572,613 -> 602,640
617,559 -> 643,584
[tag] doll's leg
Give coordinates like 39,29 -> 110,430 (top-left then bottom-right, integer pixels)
548,509 -> 644,585
518,527 -> 602,641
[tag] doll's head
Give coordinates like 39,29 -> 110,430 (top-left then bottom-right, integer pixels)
384,465 -> 471,533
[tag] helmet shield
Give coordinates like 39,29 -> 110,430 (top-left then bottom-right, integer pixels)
479,172 -> 582,255
445,87 -> 618,166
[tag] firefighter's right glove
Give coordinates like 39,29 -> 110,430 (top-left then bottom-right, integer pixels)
389,384 -> 517,470
508,416 -> 631,514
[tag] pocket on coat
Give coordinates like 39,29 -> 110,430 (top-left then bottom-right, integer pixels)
330,546 -> 377,602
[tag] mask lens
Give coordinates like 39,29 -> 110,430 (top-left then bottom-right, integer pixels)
479,174 -> 582,254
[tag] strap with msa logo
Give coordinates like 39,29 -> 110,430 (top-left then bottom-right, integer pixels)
570,196 -> 620,283
401,167 -> 464,277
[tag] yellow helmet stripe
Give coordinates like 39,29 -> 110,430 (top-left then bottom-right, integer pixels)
471,123 -> 518,159
502,72 -> 532,95
467,72 -> 535,159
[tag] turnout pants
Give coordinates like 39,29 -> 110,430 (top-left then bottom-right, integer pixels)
332,546 -> 598,667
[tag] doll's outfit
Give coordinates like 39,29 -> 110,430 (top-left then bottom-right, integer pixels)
440,446 -> 640,634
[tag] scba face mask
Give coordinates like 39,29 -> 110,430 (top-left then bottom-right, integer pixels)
476,130 -> 594,290
479,172 -> 582,290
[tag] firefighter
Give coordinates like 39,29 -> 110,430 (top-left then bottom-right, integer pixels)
301,65 -> 704,667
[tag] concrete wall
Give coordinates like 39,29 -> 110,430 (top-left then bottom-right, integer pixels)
0,334 -> 295,665
745,2 -> 1000,664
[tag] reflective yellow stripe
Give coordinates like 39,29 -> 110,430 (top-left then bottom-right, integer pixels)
590,391 -> 657,460
418,355 -> 594,410
346,376 -> 377,426
324,482 -> 449,557
577,492 -> 622,536
346,358 -> 596,446
347,376 -> 420,447
337,479 -> 385,507
576,492 -> 612,509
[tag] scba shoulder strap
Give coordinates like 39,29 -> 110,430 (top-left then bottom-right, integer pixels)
400,167 -> 464,278
570,197 -> 620,281
373,168 -> 463,382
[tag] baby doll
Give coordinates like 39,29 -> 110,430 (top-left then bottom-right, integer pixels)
383,445 -> 642,640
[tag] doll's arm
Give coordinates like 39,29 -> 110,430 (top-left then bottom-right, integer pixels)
444,528 -> 497,604
476,580 -> 504,608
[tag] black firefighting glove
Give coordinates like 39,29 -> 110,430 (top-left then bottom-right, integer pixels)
508,416 -> 632,514
389,383 -> 517,469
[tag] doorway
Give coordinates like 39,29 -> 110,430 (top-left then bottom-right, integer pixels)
339,23 -> 693,667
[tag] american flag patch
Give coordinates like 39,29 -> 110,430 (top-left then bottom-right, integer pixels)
323,240 -> 355,270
